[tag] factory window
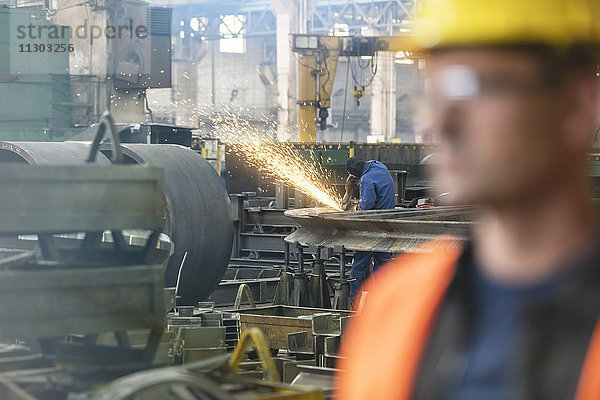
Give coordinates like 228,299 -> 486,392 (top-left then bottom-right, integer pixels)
330,23 -> 350,37
190,16 -> 208,34
219,14 -> 246,53
190,17 -> 199,32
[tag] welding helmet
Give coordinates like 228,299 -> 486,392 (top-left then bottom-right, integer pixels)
345,156 -> 366,178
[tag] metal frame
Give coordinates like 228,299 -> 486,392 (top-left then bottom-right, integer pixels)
311,0 -> 418,34
170,0 -> 419,39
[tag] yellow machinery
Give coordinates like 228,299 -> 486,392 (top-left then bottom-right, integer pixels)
291,35 -> 414,142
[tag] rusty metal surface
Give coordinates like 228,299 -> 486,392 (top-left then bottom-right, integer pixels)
284,206 -> 475,253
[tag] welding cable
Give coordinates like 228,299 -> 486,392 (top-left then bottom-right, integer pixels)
350,53 -> 378,88
340,59 -> 350,141
292,51 -> 319,72
319,49 -> 332,102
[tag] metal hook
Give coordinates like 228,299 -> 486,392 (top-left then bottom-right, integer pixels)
87,112 -> 124,164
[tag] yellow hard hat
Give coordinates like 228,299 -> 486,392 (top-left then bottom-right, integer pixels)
413,0 -> 600,50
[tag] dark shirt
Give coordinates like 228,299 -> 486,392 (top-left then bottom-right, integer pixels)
413,237 -> 600,400
447,246 -> 598,400
447,265 -> 563,400
357,161 -> 395,210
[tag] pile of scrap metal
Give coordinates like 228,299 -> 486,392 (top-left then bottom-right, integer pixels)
0,115 -> 168,396
77,327 -> 325,400
285,312 -> 351,393
232,305 -> 354,398
167,303 -> 240,363
0,326 -> 326,400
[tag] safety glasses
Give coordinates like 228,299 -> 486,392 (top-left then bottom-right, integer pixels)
428,65 -> 551,104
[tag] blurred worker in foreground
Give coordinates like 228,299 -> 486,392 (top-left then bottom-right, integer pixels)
343,156 -> 395,300
337,0 -> 600,399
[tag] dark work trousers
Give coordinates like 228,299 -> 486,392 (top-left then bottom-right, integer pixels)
350,251 -> 392,300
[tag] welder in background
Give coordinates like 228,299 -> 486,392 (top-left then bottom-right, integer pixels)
343,156 -> 395,300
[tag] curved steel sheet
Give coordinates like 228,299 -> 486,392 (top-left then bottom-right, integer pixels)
102,144 -> 234,305
284,207 -> 473,253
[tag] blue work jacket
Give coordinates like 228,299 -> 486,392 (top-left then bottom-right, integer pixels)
357,161 -> 395,211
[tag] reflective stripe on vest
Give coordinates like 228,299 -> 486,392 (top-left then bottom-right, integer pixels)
335,241 -> 600,400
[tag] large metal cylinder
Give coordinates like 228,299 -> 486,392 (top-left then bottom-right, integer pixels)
0,142 -> 234,305
100,144 -> 234,305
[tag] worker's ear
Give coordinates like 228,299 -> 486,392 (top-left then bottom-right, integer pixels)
562,74 -> 600,153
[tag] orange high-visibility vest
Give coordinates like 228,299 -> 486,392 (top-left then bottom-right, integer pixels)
335,242 -> 600,400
